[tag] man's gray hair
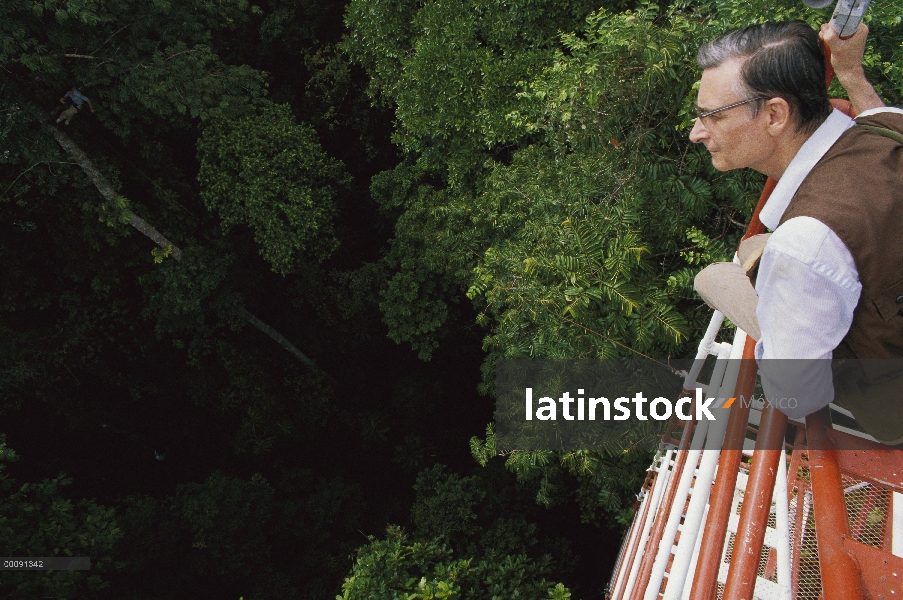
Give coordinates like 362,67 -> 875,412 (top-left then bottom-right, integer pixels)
697,21 -> 831,133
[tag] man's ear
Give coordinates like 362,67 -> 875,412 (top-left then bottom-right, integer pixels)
763,97 -> 793,136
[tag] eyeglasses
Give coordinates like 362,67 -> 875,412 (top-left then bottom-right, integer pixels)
693,97 -> 766,123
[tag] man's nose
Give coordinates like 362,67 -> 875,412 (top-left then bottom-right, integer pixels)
689,118 -> 707,143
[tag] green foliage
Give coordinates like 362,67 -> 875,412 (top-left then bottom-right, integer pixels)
198,101 -> 348,274
411,465 -> 490,550
346,0 -> 903,530
118,467 -> 367,598
332,460 -> 586,597
142,242 -> 235,342
349,0 -> 903,365
0,435 -> 17,469
118,471 -> 292,596
151,243 -> 174,263
2,0 -> 267,138
4,0 -> 903,597
468,148 -> 693,362
171,471 -> 275,577
463,2 -> 764,367
471,425 -> 650,528
0,435 -> 122,598
345,0 -> 610,359
336,525 -> 568,600
666,226 -> 733,299
2,7 -> 355,591
409,464 -> 552,560
97,194 -> 132,228
1,0 -> 442,597
216,349 -> 335,456
0,0 -> 106,73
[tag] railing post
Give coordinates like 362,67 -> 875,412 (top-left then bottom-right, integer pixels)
627,416 -> 696,600
689,337 -> 758,600
805,407 -> 864,600
722,403 -> 788,599
610,454 -> 667,600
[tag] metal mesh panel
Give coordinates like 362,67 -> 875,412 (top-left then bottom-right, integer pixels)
841,474 -> 890,550
756,546 -> 774,582
713,451 -> 819,600
714,482 -> 748,598
724,531 -> 736,565
714,450 -> 895,600
785,462 -> 894,600
787,475 -> 821,600
712,535 -> 781,597
611,437 -> 900,599
757,509 -> 780,583
715,533 -> 732,599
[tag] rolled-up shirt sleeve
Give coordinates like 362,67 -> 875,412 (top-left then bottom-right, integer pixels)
754,216 -> 862,419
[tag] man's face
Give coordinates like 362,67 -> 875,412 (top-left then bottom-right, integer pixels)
689,59 -> 774,173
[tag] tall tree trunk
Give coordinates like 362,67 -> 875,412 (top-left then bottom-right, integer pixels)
48,125 -> 184,260
239,309 -> 314,368
47,122 -> 317,370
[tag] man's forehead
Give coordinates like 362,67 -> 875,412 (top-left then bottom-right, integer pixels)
697,59 -> 745,106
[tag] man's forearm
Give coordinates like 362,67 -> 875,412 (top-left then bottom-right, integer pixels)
837,68 -> 885,114
820,23 -> 886,114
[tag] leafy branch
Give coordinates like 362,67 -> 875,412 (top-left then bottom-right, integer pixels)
45,118 -> 319,371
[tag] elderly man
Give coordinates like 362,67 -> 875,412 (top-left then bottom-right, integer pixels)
690,21 -> 903,443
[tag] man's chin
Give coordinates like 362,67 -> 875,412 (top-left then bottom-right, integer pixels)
709,155 -> 732,172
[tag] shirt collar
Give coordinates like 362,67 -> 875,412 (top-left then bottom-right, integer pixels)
758,108 -> 855,230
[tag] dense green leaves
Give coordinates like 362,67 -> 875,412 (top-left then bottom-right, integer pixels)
337,525 -> 570,600
337,462 -> 591,598
348,0 -> 903,365
345,0 -> 616,359
1,1 -> 358,594
6,0 -> 903,597
0,435 -> 122,599
198,102 -> 348,274
115,466 -> 369,598
346,0 -> 903,539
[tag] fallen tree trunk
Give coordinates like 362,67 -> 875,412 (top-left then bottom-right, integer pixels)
47,121 -> 316,370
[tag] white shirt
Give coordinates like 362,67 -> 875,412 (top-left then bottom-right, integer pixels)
754,107 -> 903,419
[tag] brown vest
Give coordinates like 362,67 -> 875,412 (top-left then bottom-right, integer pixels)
779,112 -> 903,372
